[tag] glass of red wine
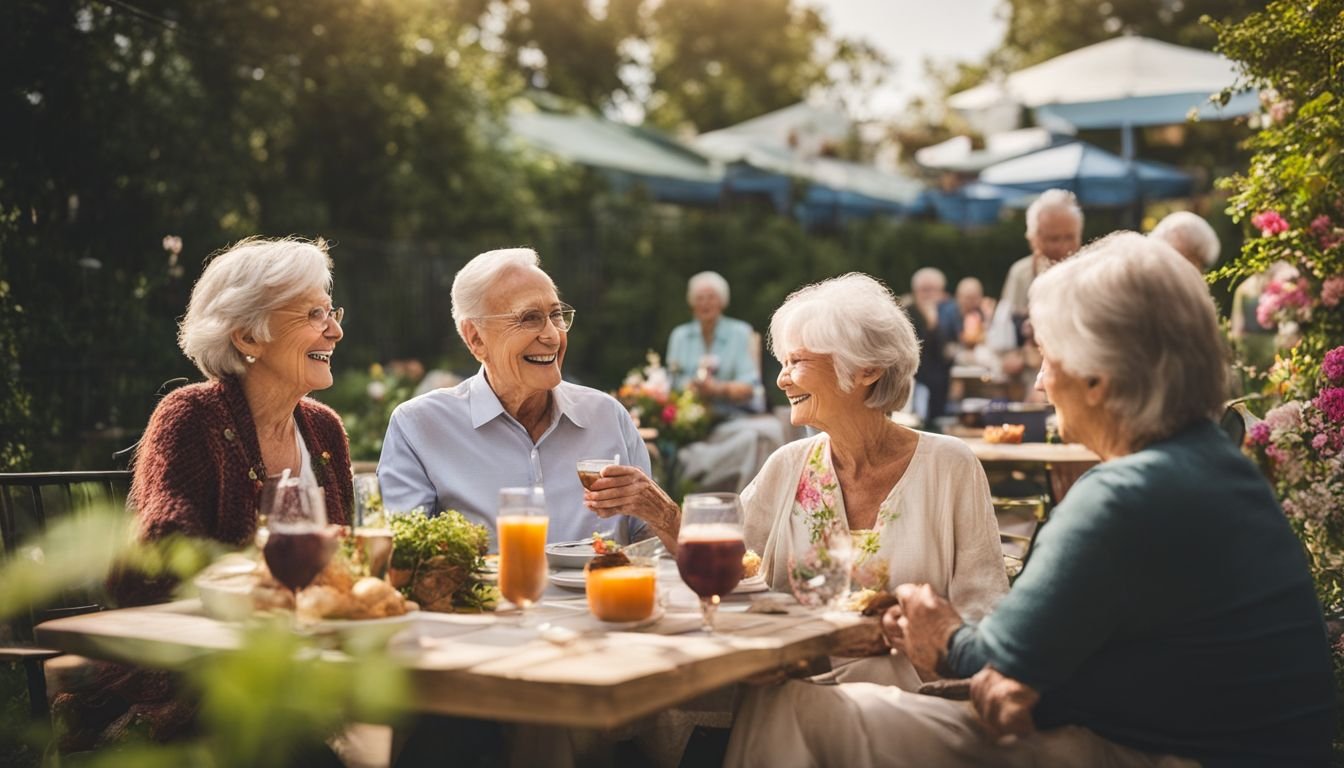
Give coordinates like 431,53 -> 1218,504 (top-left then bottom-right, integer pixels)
676,492 -> 745,633
260,474 -> 333,619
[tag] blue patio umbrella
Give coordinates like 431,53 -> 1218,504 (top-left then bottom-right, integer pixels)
978,141 -> 1191,207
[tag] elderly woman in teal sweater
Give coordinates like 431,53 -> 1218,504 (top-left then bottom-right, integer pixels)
728,233 -> 1335,767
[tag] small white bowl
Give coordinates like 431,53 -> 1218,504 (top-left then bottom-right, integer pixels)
545,540 -> 598,570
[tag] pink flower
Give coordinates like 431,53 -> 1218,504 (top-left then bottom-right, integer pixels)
1312,433 -> 1329,451
1324,347 -> 1344,384
1251,210 -> 1289,237
795,481 -> 821,510
1315,387 -> 1344,423
1311,215 -> 1342,249
661,404 -> 678,424
1322,276 -> 1344,308
1248,421 -> 1272,446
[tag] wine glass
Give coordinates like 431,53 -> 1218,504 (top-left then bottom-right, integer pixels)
497,486 -> 548,615
787,529 -> 853,609
352,474 -> 393,579
260,475 -> 334,617
676,492 -> 745,633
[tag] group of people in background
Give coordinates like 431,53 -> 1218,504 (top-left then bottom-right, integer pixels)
69,186 -> 1334,766
903,189 -> 1228,426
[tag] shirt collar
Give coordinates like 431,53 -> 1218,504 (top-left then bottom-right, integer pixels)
467,367 -> 590,431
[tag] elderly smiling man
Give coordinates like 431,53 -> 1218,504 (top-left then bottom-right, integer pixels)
378,247 -> 679,549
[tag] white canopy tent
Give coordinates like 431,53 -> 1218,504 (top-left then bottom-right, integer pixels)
948,36 -> 1259,148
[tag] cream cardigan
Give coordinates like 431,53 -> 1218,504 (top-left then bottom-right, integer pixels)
741,430 -> 1007,621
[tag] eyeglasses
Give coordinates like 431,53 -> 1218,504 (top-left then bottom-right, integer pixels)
473,304 -> 576,333
307,306 -> 345,331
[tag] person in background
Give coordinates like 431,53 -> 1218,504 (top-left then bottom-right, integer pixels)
665,270 -> 763,415
939,277 -> 993,366
1149,211 -> 1221,272
987,189 -> 1083,399
906,267 -> 953,425
664,270 -> 784,492
378,247 -> 677,550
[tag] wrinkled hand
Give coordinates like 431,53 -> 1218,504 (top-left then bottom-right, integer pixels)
828,616 -> 890,658
970,665 -> 1039,741
881,583 -> 964,678
584,465 -> 681,550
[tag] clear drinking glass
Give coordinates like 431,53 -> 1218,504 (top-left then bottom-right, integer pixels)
786,528 -> 854,609
676,492 -> 745,633
260,475 -> 334,611
352,474 -> 393,579
576,458 -> 617,490
497,486 -> 549,614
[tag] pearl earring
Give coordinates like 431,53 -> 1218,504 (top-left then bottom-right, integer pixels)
245,355 -> 257,364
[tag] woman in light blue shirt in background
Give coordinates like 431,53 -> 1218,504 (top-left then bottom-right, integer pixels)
665,271 -> 764,416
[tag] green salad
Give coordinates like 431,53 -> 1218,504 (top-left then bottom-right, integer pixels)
388,508 -> 497,611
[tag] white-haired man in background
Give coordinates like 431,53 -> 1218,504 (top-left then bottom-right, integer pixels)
1149,211 -> 1221,272
987,189 -> 1083,398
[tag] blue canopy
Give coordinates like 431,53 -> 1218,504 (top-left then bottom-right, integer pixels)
978,142 -> 1191,206
927,182 -> 1034,227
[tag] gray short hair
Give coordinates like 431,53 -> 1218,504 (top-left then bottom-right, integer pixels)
769,273 -> 919,412
1026,189 -> 1083,237
450,247 -> 555,344
687,271 -> 731,307
179,237 -> 333,380
911,267 -> 946,291
1029,232 -> 1228,448
1150,211 -> 1221,269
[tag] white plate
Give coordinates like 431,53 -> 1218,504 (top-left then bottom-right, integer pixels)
303,613 -> 418,648
545,540 -> 599,569
549,569 -> 588,591
733,574 -> 768,594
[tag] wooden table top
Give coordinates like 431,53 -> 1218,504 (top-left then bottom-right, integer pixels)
36,589 -> 874,730
957,436 -> 1100,464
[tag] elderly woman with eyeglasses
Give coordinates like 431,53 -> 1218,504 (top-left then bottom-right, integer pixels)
378,248 -> 679,549
109,236 -> 353,606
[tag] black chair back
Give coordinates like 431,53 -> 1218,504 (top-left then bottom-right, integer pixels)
0,471 -> 132,643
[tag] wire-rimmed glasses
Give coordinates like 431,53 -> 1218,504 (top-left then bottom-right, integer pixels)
473,304 -> 576,333
306,306 -> 345,331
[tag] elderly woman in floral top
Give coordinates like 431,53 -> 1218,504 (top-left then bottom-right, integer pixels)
739,272 -> 1007,689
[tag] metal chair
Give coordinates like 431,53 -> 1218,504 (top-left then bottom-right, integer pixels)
0,471 -> 131,719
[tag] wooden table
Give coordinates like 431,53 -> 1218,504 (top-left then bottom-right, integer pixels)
35,583 -> 873,730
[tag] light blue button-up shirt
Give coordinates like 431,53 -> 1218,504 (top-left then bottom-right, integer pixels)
377,371 -> 651,548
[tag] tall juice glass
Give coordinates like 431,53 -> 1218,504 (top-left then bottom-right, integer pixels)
676,492 -> 745,633
497,486 -> 548,613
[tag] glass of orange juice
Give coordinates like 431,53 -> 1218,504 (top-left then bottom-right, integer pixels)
497,486 -> 548,614
586,559 -> 657,623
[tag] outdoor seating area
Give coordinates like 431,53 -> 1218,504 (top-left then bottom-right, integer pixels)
4,2 -> 1344,767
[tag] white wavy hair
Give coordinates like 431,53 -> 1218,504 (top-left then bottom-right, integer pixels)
450,247 -> 556,345
1029,231 -> 1228,448
687,270 -> 731,307
1150,211 -> 1221,269
769,273 -> 920,412
178,237 -> 333,379
1025,188 -> 1083,237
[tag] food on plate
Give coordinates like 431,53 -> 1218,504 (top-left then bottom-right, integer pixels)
590,531 -> 620,554
298,576 -> 413,620
741,549 -> 762,579
388,508 -> 497,612
983,423 -> 1026,444
585,550 -> 655,622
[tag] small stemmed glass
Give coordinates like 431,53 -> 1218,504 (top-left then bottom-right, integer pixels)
675,492 -> 745,633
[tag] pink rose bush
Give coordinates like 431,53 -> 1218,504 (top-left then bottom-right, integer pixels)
1246,345 -> 1344,609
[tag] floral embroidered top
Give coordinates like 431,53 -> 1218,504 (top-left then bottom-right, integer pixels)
741,431 -> 1008,622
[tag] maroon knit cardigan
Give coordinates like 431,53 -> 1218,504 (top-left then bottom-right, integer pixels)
112,375 -> 353,606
